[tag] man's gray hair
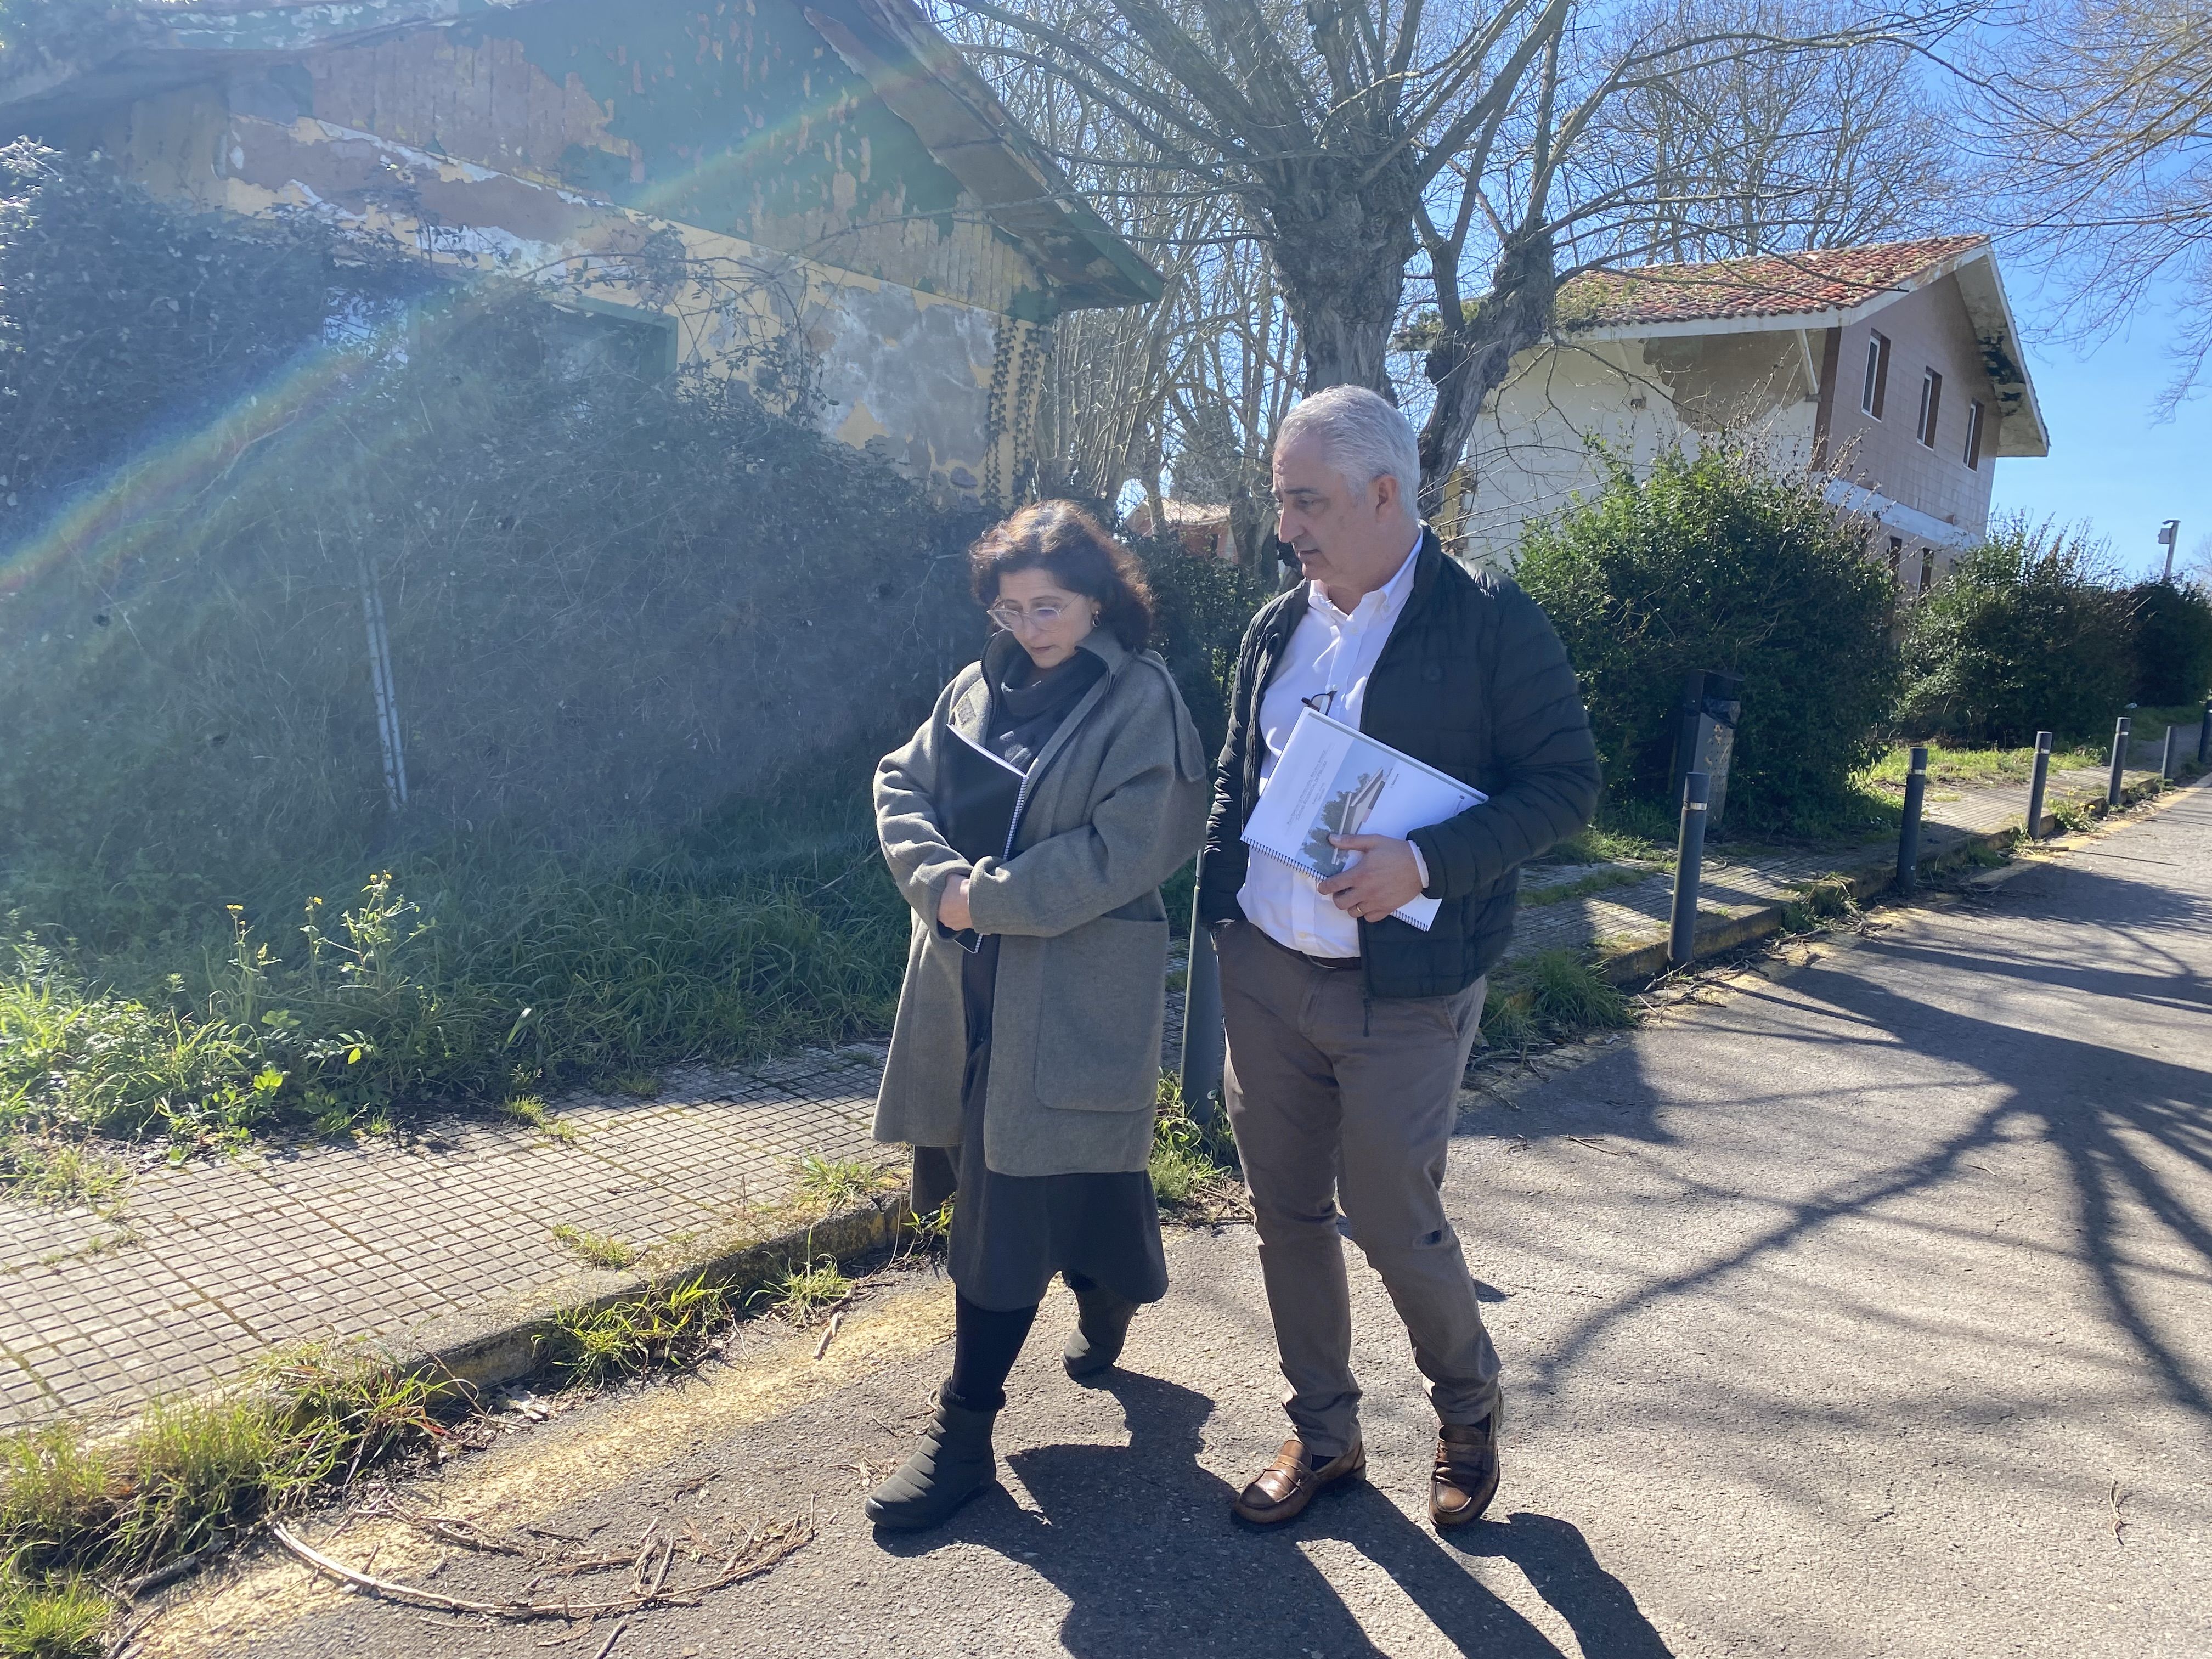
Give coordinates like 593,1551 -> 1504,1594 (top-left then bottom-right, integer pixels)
1278,385 -> 1421,516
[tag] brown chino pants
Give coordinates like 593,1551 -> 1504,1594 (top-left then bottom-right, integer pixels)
1217,920 -> 1500,1460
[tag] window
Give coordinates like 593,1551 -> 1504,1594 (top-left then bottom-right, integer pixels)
1916,369 -> 1943,447
1860,331 -> 1891,417
1963,399 -> 1984,470
1918,550 -> 1934,591
1888,535 -> 1904,581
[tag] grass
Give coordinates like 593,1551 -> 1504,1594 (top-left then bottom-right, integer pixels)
754,1250 -> 852,1324
549,1225 -> 638,1271
1481,949 -> 1634,1056
0,1139 -> 128,1213
1520,867 -> 1654,909
791,1153 -> 901,1213
0,1341 -> 458,1651
0,770 -> 911,1154
499,1095 -> 577,1143
1865,741 -> 2104,788
1149,1071 -> 1239,1210
0,1576 -> 108,1658
546,1276 -> 737,1386
1781,876 -> 1860,934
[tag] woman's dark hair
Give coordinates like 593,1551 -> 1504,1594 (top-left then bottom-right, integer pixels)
968,500 -> 1155,652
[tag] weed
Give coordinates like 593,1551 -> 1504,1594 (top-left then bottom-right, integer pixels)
791,1154 -> 899,1214
0,1575 -> 108,1658
550,1225 -> 639,1271
898,1198 -> 954,1257
1149,1071 -> 1239,1211
1520,867 -> 1653,909
1479,986 -> 1544,1055
2050,799 -> 2094,834
1524,951 -> 1634,1031
1482,951 -> 1632,1055
755,1245 -> 851,1324
498,1096 -> 575,1144
0,1427 -> 115,1570
0,1139 -> 128,1213
548,1276 -> 733,1386
1865,742 -> 2103,789
1782,876 -> 1859,934
603,1069 -> 662,1098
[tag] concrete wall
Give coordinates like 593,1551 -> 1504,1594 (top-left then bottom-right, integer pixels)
1455,331 -> 1820,569
63,0 -> 1059,508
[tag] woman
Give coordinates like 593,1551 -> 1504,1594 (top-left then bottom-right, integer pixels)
865,500 -> 1209,1531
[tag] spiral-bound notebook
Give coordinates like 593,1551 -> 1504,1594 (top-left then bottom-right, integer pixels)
1241,707 -> 1485,930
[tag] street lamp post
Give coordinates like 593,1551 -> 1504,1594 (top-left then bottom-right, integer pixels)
2158,519 -> 2180,582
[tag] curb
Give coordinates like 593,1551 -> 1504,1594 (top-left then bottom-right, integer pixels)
402,1197 -> 911,1402
1592,768 -> 2193,987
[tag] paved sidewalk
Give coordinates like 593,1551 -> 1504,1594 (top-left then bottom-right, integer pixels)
144,759 -> 2212,1659
0,754 -> 2173,1432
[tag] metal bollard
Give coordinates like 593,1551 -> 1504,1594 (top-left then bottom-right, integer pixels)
1897,744 -> 1927,894
1178,877 -> 1224,1129
2025,731 -> 2053,840
1669,771 -> 1710,968
2162,723 -> 2180,782
2200,699 -> 2210,766
2107,715 -> 2131,807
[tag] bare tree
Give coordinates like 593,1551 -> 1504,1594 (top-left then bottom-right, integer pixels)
1963,2 -> 2212,411
1595,0 -> 1959,262
939,0 -> 1968,501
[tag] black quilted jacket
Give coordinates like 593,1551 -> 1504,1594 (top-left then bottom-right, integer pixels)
1197,529 -> 1601,998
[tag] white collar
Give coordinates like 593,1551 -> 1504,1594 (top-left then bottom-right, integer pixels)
1310,531 -> 1424,625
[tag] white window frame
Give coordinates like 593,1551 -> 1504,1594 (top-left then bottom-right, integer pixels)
1962,399 -> 1984,470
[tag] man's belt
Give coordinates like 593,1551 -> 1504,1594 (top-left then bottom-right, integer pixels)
1247,924 -> 1360,971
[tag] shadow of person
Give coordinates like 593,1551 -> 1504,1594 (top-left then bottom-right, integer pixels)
875,1370 -> 1576,1657
1436,1510 -> 1675,1657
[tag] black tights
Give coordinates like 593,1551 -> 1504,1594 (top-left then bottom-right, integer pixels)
946,1292 -> 1037,1412
947,1274 -> 1111,1411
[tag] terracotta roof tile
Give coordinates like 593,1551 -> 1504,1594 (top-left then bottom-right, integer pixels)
1556,235 -> 1990,330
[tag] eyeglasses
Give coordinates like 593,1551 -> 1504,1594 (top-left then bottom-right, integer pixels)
986,599 -> 1075,631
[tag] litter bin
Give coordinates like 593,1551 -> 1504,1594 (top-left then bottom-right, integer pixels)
1672,670 -> 1743,831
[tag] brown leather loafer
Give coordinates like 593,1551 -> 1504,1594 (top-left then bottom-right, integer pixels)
1429,1419 -> 1500,1528
1231,1436 -> 1365,1525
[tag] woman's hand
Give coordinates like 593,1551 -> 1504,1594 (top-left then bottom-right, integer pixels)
938,874 -> 974,933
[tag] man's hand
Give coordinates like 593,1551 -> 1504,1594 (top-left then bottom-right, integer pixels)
1317,834 -> 1426,922
938,874 -> 974,933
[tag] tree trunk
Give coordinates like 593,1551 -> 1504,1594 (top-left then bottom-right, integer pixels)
1260,160 -> 1421,397
1417,229 -> 1557,508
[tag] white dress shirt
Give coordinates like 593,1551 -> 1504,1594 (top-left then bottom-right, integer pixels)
1238,535 -> 1427,958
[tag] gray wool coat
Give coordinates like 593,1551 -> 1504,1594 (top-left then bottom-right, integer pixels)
872,627 -> 1209,1178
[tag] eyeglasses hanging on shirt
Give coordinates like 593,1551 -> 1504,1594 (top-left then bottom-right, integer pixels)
1301,690 -> 1339,719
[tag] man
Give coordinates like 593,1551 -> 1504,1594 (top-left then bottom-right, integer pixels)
1199,386 -> 1600,1529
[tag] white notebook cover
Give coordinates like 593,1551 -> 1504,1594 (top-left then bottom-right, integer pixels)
1239,707 -> 1485,931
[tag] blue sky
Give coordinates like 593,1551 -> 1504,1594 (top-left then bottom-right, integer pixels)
1989,274 -> 2210,583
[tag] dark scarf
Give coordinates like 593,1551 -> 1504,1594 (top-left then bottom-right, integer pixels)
989,648 -> 1106,773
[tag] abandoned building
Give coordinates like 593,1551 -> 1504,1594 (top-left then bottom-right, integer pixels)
0,0 -> 1160,507
1452,236 -> 2052,582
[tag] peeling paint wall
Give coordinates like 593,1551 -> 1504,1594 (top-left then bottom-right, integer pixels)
65,0 -> 1061,505
1455,336 -> 1820,570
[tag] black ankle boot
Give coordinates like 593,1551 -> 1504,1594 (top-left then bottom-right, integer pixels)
864,1386 -> 998,1531
1063,1284 -> 1139,1378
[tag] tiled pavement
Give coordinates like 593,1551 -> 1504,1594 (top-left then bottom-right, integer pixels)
1,1051 -> 884,1430
0,754 -> 2178,1431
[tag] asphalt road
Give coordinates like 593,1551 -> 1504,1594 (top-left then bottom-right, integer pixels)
148,783 -> 2212,1659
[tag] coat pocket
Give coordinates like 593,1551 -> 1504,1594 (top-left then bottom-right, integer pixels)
1033,914 -> 1169,1113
